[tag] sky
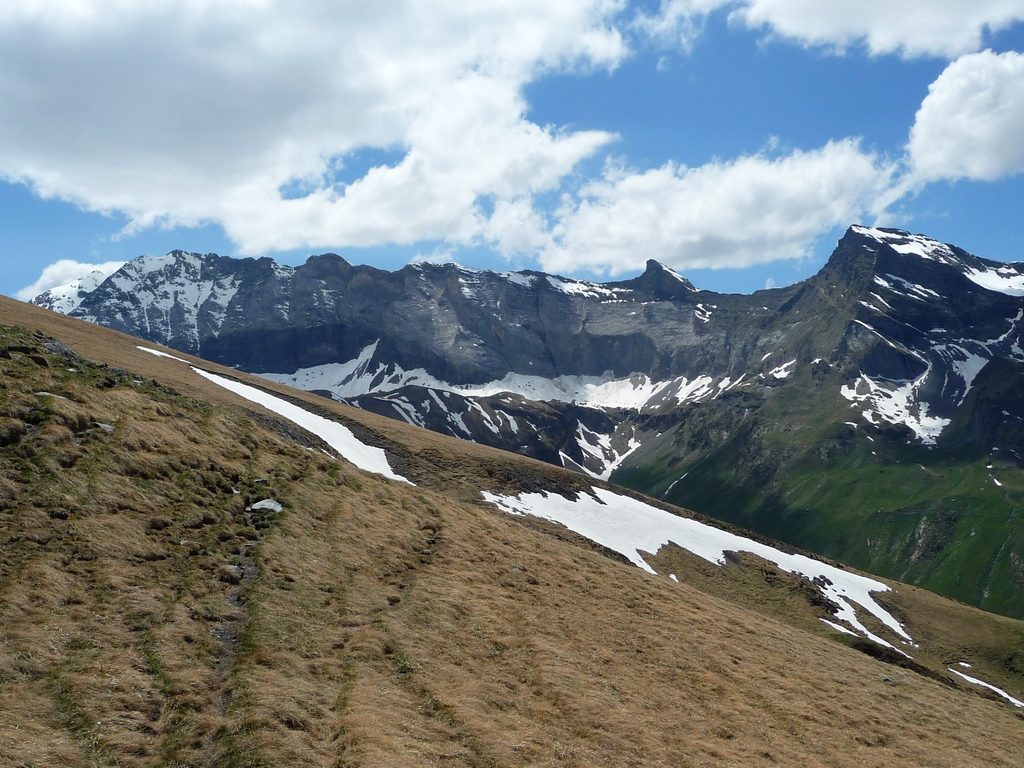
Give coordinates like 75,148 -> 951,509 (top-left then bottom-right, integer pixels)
2,1 -> 1024,302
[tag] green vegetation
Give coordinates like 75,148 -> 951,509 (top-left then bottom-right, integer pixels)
619,365 -> 1024,618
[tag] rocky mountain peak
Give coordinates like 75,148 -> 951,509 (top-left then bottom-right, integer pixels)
610,258 -> 697,298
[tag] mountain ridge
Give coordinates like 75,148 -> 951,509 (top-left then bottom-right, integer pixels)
30,225 -> 1024,617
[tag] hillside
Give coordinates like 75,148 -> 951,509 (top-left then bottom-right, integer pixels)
1,296 -> 1023,767
34,226 -> 1024,618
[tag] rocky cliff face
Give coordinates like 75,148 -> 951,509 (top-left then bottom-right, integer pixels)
34,226 -> 1024,616
42,226 -> 1024,461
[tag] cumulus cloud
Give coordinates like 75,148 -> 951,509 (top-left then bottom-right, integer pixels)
907,50 -> 1024,183
221,75 -> 614,252
0,1 -> 625,256
543,139 -> 895,275
641,0 -> 1024,58
15,259 -> 125,302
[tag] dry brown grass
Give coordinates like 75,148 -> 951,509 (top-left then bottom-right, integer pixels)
1,297 -> 1023,767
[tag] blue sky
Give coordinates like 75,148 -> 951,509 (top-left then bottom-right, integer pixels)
2,2 -> 1023,301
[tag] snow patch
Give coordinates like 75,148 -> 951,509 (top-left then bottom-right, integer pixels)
138,347 -> 411,484
137,346 -> 191,364
841,371 -> 950,445
941,345 -> 989,405
664,473 -> 687,495
546,275 -> 622,299
853,227 -> 958,265
948,668 -> 1024,708
693,303 -> 715,323
769,359 -> 796,379
247,499 -> 283,513
820,618 -> 859,638
573,422 -> 642,481
882,273 -> 941,301
483,486 -> 913,650
499,271 -> 536,288
963,264 -> 1024,297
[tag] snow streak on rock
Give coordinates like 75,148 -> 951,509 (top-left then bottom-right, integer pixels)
86,252 -> 241,349
769,359 -> 796,379
569,422 -> 642,481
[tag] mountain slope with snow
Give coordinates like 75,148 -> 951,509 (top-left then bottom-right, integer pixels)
3,294 -> 1024,767
32,225 -> 1024,617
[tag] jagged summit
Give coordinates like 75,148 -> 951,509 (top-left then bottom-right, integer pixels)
30,264 -> 122,315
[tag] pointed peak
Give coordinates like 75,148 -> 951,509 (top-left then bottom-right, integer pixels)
643,259 -> 696,291
607,259 -> 696,297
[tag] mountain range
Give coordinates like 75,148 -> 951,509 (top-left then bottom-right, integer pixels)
33,225 -> 1024,617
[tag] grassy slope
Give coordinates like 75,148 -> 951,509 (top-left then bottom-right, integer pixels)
623,363 -> 1024,618
1,297 -> 1024,767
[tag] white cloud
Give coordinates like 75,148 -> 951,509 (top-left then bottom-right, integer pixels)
634,0 -> 727,51
221,75 -> 614,253
543,139 -> 895,275
481,198 -> 553,259
0,2 -> 626,256
641,0 -> 1024,58
908,50 -> 1024,183
15,259 -> 124,301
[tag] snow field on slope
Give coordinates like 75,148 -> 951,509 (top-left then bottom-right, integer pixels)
840,307 -> 1024,443
482,487 -> 913,652
138,347 -> 411,484
840,372 -> 950,445
855,225 -> 1024,297
261,341 -> 744,411
963,265 -> 1024,297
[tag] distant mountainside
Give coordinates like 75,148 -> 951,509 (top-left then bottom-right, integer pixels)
3,295 -> 1024,766
33,226 -> 1024,617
